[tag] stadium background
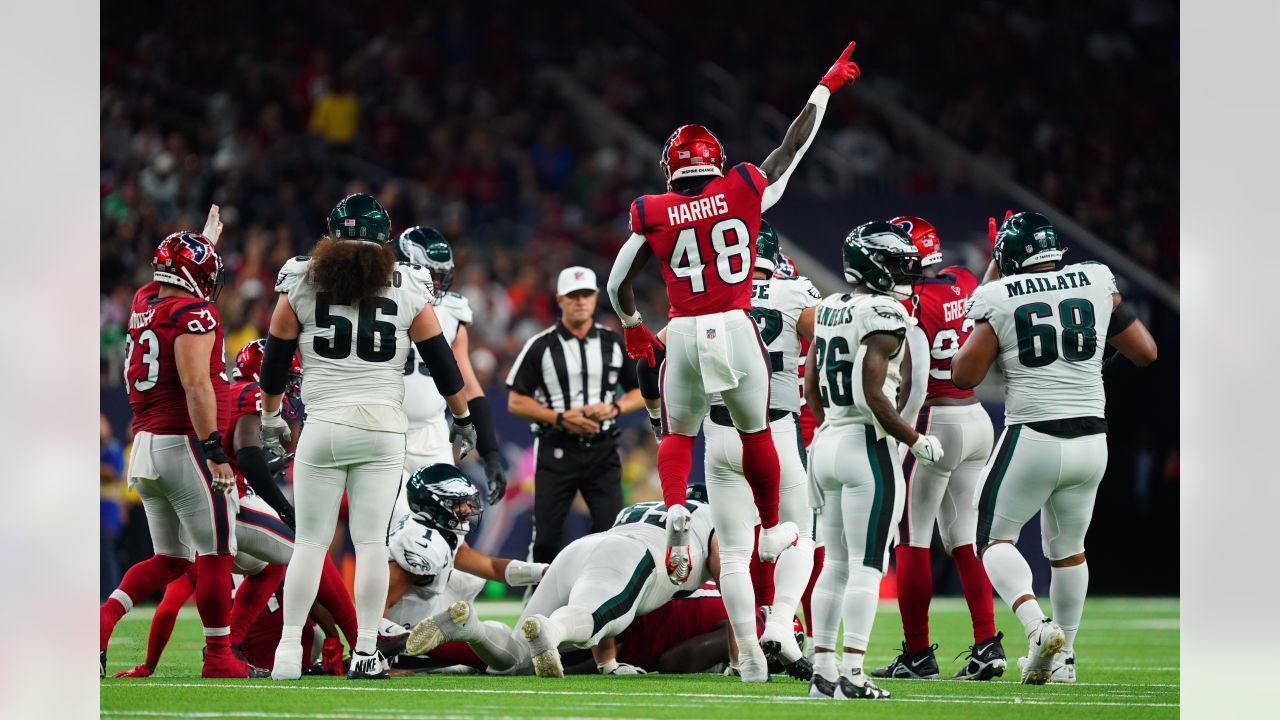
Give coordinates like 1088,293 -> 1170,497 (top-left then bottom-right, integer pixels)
99,0 -> 1178,601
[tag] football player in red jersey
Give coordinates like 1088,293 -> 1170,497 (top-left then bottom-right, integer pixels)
868,216 -> 1005,682
100,229 -> 258,678
607,42 -> 862,590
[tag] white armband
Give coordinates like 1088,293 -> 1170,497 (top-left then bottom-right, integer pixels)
504,560 -> 547,587
807,85 -> 831,109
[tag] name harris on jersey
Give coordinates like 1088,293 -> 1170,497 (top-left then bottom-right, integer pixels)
665,193 -> 729,226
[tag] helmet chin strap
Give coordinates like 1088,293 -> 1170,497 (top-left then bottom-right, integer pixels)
887,283 -> 915,299
179,266 -> 207,299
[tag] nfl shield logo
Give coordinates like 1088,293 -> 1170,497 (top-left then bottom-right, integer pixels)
706,328 -> 717,340
953,286 -> 961,295
574,271 -> 585,280
1034,230 -> 1046,240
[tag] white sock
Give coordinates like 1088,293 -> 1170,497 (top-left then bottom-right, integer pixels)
770,537 -> 815,628
547,606 -> 593,646
353,542 -> 390,654
840,650 -> 865,677
810,558 -> 847,651
1014,598 -> 1048,636
983,543 -> 1045,636
1050,562 -> 1088,652
840,565 -> 881,651
814,650 -> 837,679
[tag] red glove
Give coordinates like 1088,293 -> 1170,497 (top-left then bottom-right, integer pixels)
321,637 -> 345,676
819,41 -> 861,92
623,324 -> 660,366
988,209 -> 1013,248
113,663 -> 154,678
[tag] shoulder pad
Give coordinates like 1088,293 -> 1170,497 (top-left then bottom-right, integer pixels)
275,256 -> 310,293
861,296 -> 909,334
388,519 -> 452,577
398,262 -> 436,300
964,283 -> 998,321
444,292 -> 473,324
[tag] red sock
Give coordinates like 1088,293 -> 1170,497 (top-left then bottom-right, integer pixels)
801,545 -> 825,638
749,527 -> 776,606
316,556 -> 359,646
738,430 -> 780,526
656,433 -> 696,509
101,554 -> 192,651
230,564 -> 285,647
145,572 -> 196,667
194,554 -> 235,654
952,544 -> 997,642
896,545 -> 933,653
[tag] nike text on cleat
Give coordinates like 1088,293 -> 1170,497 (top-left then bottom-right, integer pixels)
407,600 -> 472,656
952,631 -> 1007,681
346,650 -> 390,680
1020,620 -> 1066,685
871,642 -> 940,679
757,522 -> 800,563
836,670 -> 891,700
523,615 -> 564,678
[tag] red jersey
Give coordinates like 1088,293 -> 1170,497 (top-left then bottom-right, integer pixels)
616,584 -> 727,670
224,379 -> 263,497
630,163 -> 768,318
126,282 -> 230,436
904,266 -> 979,401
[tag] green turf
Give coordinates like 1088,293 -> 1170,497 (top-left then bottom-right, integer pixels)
101,596 -> 1178,719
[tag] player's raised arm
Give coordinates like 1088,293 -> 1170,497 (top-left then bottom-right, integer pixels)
759,41 -> 861,211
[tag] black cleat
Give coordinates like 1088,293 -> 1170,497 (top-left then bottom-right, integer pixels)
100,651 -> 106,678
760,639 -> 814,680
809,672 -> 839,698
836,670 -> 891,699
952,631 -> 1008,681
246,663 -> 272,679
378,633 -> 407,660
346,650 -> 390,680
871,642 -> 940,679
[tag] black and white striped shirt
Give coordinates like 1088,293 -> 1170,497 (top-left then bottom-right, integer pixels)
506,322 -> 637,434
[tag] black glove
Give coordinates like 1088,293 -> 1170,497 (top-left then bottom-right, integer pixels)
649,417 -> 664,442
265,450 -> 295,478
482,451 -> 508,506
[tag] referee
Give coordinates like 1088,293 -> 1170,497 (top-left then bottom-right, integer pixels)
506,266 -> 645,563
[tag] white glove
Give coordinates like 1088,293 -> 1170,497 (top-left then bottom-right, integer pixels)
598,659 -> 646,675
260,406 -> 291,454
910,433 -> 944,467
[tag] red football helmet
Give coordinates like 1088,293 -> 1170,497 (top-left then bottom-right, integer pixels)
661,124 -> 725,186
235,339 -> 304,395
153,232 -> 225,300
891,216 -> 942,267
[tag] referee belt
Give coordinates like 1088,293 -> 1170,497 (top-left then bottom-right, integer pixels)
708,405 -> 792,428
538,426 -> 620,447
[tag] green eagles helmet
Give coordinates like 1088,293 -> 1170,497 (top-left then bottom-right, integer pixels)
396,226 -> 455,293
405,464 -> 482,535
327,193 -> 392,243
755,219 -> 780,274
993,212 -> 1065,276
842,221 -> 923,298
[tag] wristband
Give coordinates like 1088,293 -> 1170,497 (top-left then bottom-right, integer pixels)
808,85 -> 831,109
201,432 -> 230,464
610,401 -> 622,417
597,658 -> 619,675
619,310 -> 642,328
452,411 -> 473,426
555,412 -> 565,428
503,560 -> 546,587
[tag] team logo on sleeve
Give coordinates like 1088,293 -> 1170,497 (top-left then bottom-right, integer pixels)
875,307 -> 901,321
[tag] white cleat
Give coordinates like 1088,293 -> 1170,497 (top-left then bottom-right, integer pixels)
270,642 -> 302,681
737,643 -> 770,683
665,504 -> 692,585
757,521 -> 800,563
1020,620 -> 1066,685
522,615 -> 564,678
407,600 -> 473,656
760,617 -> 805,665
1017,649 -> 1076,683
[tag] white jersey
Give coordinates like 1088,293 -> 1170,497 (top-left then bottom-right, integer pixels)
610,498 -> 715,587
710,276 -> 821,413
403,292 -> 473,427
965,261 -> 1117,424
811,292 -> 911,433
275,257 -> 434,432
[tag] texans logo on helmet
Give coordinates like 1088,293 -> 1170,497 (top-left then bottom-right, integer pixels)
178,233 -> 209,262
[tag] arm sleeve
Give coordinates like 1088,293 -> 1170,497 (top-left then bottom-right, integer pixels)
505,337 -> 543,395
467,397 -> 500,458
760,88 -> 830,212
260,334 -> 299,396
416,334 -> 464,397
636,342 -> 666,401
898,325 -> 930,427
235,446 -> 293,515
607,233 -> 649,326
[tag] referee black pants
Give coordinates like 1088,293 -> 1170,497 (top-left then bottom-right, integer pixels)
531,436 -> 623,564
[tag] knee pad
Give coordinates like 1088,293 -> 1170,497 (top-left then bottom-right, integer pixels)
717,546 -> 753,577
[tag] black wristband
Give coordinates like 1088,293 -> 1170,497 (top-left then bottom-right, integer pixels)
201,432 -> 230,464
611,401 -> 623,417
467,397 -> 500,457
555,412 -> 565,428
235,446 -> 292,513
261,334 -> 299,395
415,334 -> 465,397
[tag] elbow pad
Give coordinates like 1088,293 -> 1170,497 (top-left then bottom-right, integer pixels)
1108,301 -> 1138,338
260,334 -> 299,395
416,334 -> 465,397
467,397 -> 499,458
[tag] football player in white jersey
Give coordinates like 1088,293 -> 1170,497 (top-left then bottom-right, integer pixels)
803,222 -> 945,701
392,227 -> 507,514
377,465 -> 546,664
258,194 -> 479,680
952,212 -> 1157,684
404,488 -> 719,677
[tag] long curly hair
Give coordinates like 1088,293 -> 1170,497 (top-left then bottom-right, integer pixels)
306,237 -> 395,305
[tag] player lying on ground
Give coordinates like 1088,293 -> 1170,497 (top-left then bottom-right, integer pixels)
804,221 -> 946,701
405,488 -> 719,677
607,41 -> 864,587
951,212 -> 1157,684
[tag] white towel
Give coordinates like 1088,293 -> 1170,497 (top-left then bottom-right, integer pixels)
695,312 -> 746,393
126,431 -> 159,490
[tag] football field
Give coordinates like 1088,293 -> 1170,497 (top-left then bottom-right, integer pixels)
101,596 -> 1178,719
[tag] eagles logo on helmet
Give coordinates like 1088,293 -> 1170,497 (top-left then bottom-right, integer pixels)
152,232 -> 225,300
405,464 -> 483,536
842,221 -> 923,299
661,124 -> 726,186
396,226 -> 455,293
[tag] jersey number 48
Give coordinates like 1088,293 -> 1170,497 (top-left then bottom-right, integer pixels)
669,218 -> 752,294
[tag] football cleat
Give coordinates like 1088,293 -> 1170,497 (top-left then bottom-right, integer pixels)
809,672 -> 839,699
113,663 -> 154,679
346,650 -> 390,680
271,643 -> 303,681
1020,619 -> 1066,685
952,632 -> 1007,681
378,632 -> 407,661
665,504 -> 693,585
836,670 -> 891,700
100,651 -> 106,678
1017,649 -> 1075,683
760,613 -> 812,680
201,650 -> 262,679
523,615 -> 564,678
757,522 -> 800,563
407,600 -> 473,656
871,642 -> 941,679
737,644 -> 770,683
